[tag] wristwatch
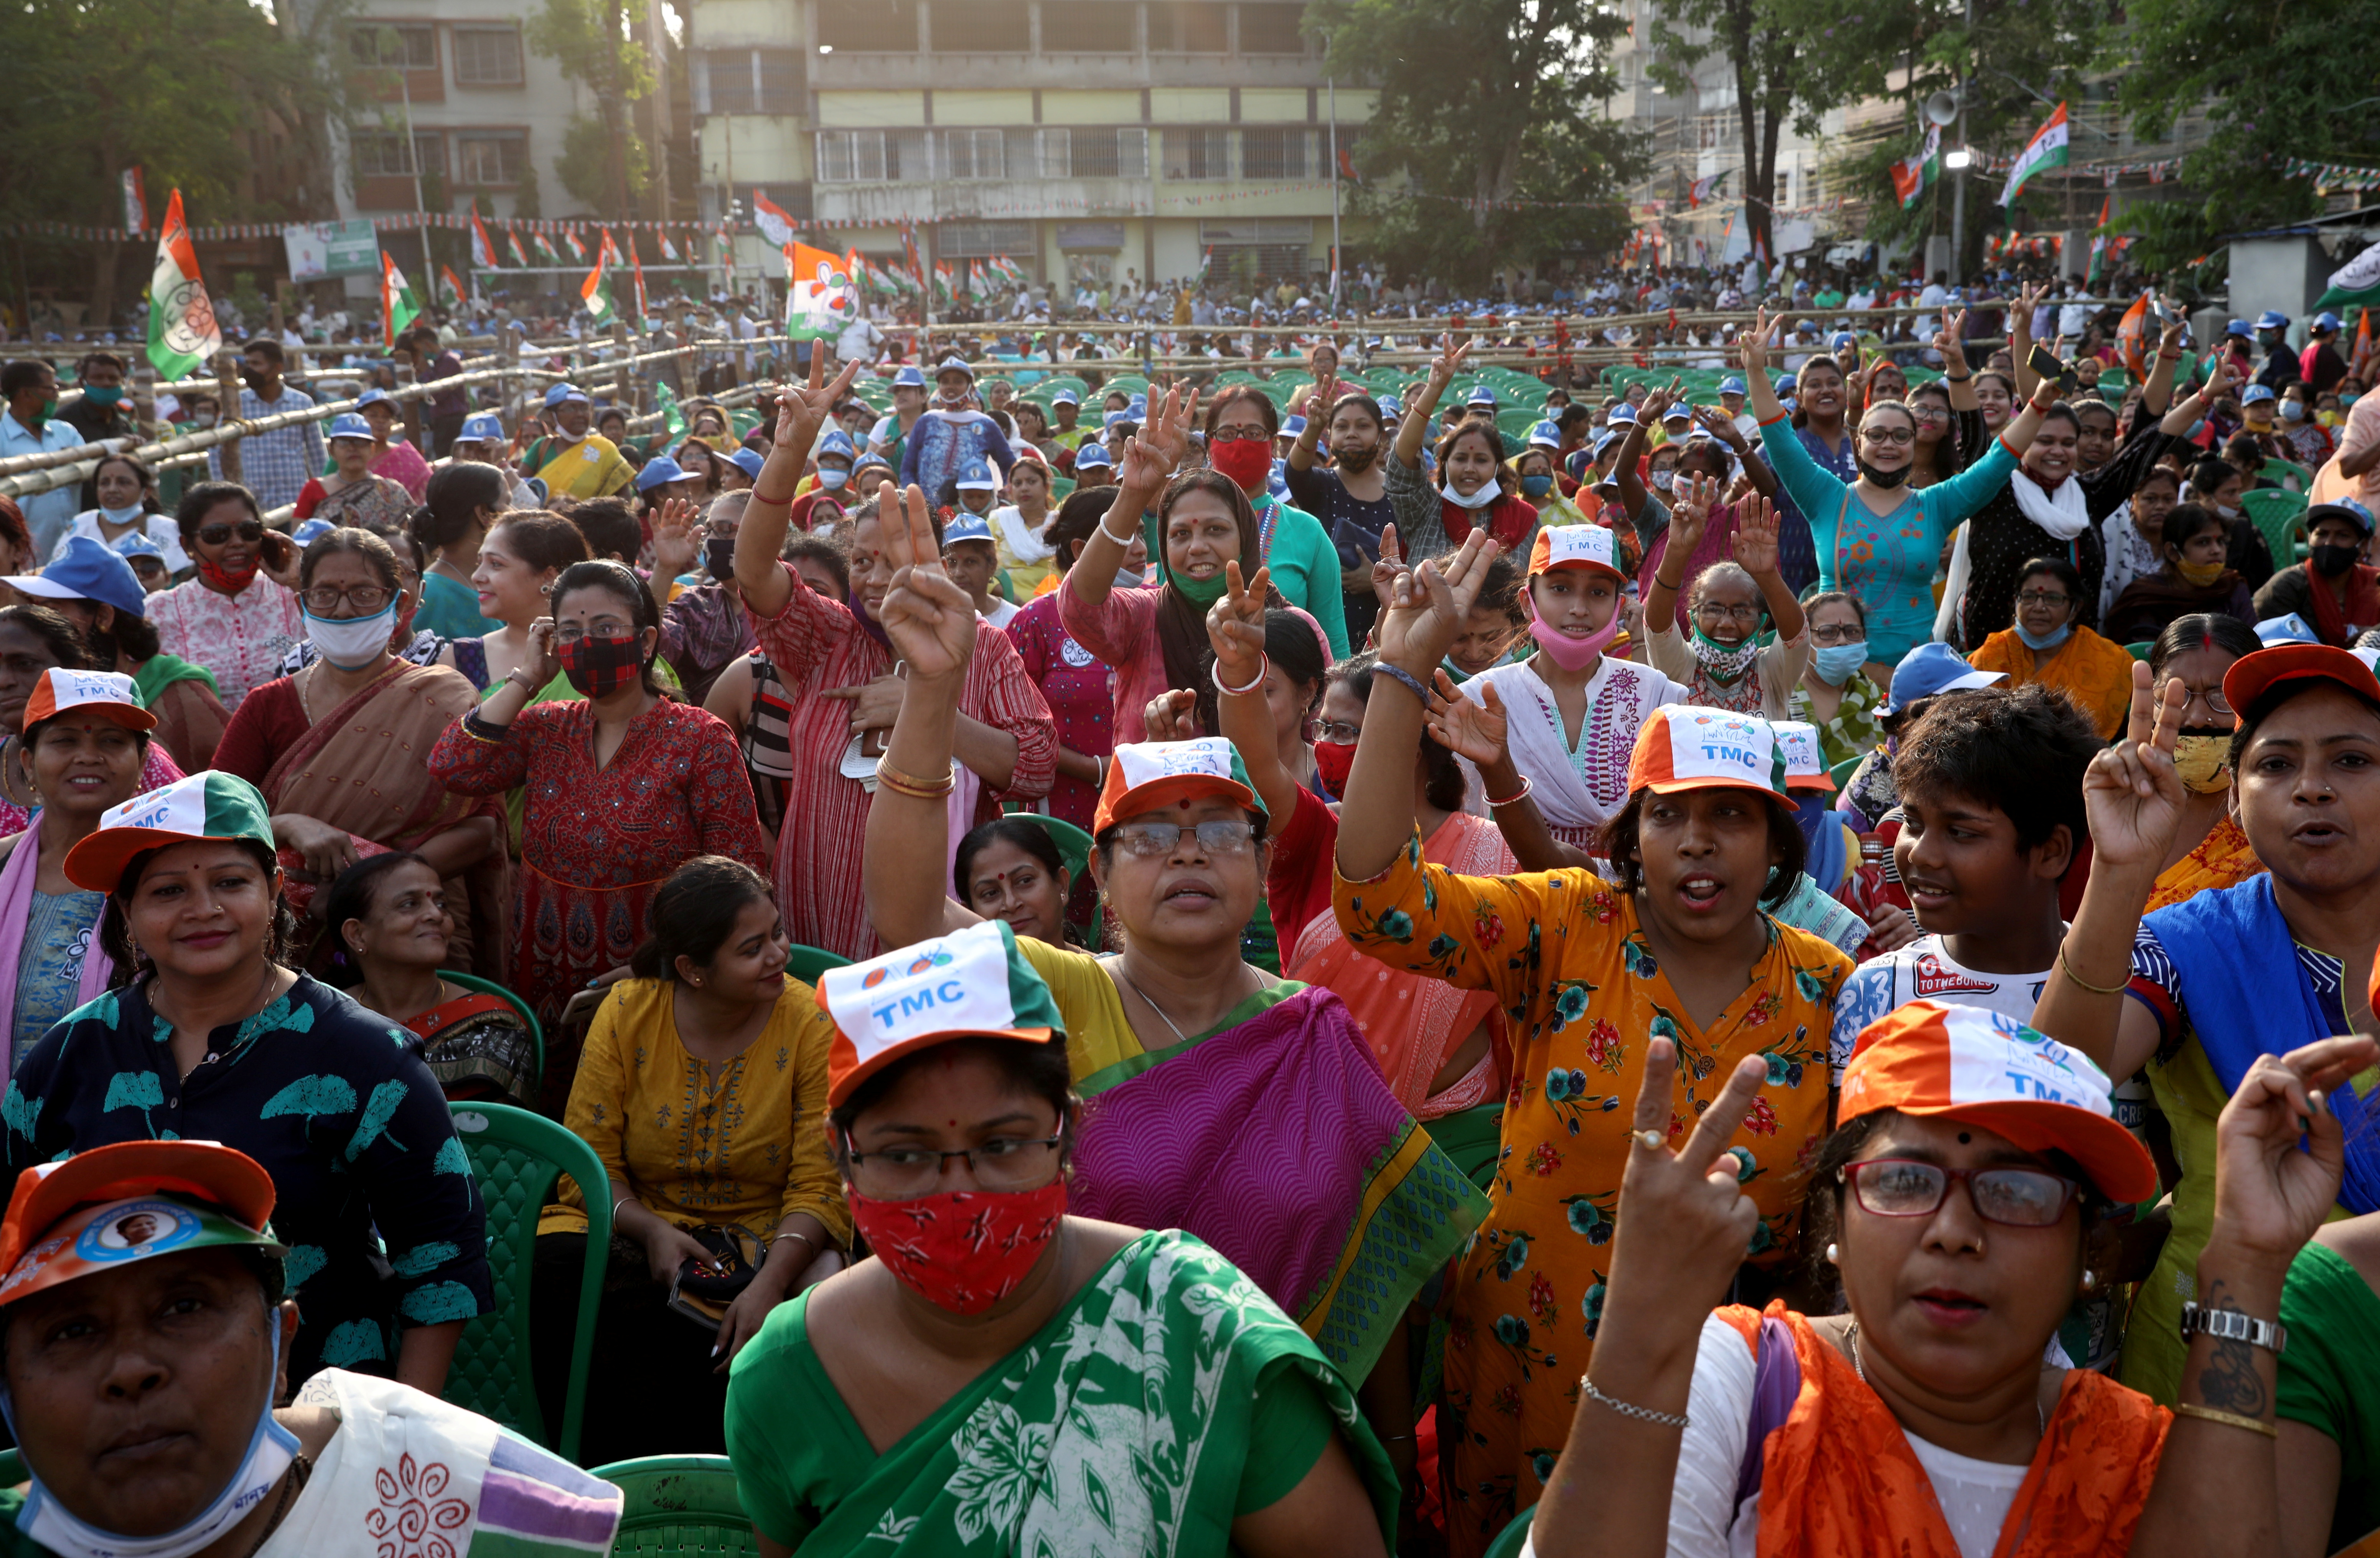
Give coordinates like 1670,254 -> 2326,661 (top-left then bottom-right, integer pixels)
2178,1302 -> 2286,1356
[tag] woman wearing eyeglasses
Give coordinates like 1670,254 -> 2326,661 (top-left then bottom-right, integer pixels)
1966,555 -> 2137,739
1638,485 -> 1808,720
148,481 -> 306,710
213,527 -> 508,975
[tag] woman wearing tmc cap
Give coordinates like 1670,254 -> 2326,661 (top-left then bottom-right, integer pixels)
1333,531 -> 1853,1556
723,918 -> 1396,1557
0,1138 -> 621,1558
860,489 -> 1486,1472
1523,1004 -> 2364,1558
2,770 -> 490,1391
2035,644 -> 2380,1403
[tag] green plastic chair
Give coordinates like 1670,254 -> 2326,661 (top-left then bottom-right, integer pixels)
2126,640 -> 2154,662
444,1102 -> 609,1465
590,1456 -> 758,1557
0,1448 -> 19,1485
1828,754 -> 1863,791
2262,456 -> 2313,495
2241,487 -> 2310,569
1485,1504 -> 1536,1558
785,944 -> 852,984
441,970 -> 544,1094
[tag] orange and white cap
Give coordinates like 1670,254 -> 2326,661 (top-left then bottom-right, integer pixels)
22,668 -> 156,733
1526,524 -> 1625,580
1625,706 -> 1788,799
1840,1001 -> 2157,1203
816,919 -> 1065,1106
1091,736 -> 1264,836
1772,720 -> 1833,792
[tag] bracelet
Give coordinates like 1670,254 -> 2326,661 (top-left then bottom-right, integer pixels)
505,667 -> 540,692
1212,654 -> 1269,698
875,759 -> 956,800
2055,944 -> 2129,997
1099,517 -> 1140,548
775,1230 -> 819,1256
1653,574 -> 1683,592
2172,1403 -> 2277,1439
1486,776 -> 1534,809
752,484 -> 799,507
611,1195 -> 640,1225
1375,662 -> 1431,705
2179,1301 -> 2288,1355
1581,1376 -> 1689,1430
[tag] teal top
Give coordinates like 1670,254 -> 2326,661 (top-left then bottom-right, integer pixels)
416,570 -> 504,640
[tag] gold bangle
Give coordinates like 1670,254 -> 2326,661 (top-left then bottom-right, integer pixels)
2173,1403 -> 2278,1439
2055,944 -> 2129,997
874,758 -> 955,799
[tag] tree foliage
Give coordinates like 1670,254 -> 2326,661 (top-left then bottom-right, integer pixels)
1307,0 -> 1645,287
527,0 -> 656,218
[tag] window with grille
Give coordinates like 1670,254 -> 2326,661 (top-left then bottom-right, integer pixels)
702,49 -> 804,114
1042,127 -> 1148,179
939,222 -> 1034,258
939,129 -> 1006,179
1238,4 -> 1307,54
1040,0 -> 1136,51
455,132 -> 527,185
817,0 -> 918,50
452,27 -> 523,85
1240,127 -> 1307,179
1166,127 -> 1230,179
818,130 -> 898,182
350,24 -> 435,68
352,131 -> 443,178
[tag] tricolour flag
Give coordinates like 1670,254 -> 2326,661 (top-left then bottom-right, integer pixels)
1997,102 -> 2069,207
580,233 -> 615,322
933,259 -> 956,303
753,191 -> 797,248
532,231 -> 562,265
1890,127 -> 1940,210
122,168 -> 148,236
437,265 -> 467,308
143,188 -> 219,379
987,254 -> 1027,289
1196,246 -> 1212,284
2116,289 -> 2153,378
630,243 -> 649,326
508,230 -> 532,268
783,241 -> 857,340
2086,195 -> 2112,286
471,210 -> 500,268
380,251 -> 421,349
563,229 -> 588,262
658,228 -> 682,262
1686,170 -> 1729,209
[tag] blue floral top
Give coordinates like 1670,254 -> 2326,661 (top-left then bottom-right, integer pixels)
3,974 -> 491,1384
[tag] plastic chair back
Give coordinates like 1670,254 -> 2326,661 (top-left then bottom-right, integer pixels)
590,1455 -> 759,1557
785,944 -> 852,984
440,970 -> 544,1093
2262,457 -> 2312,494
445,1102 -> 609,1464
2241,487 -> 2310,569
1827,754 -> 1862,791
2126,640 -> 2154,662
1485,1504 -> 1536,1558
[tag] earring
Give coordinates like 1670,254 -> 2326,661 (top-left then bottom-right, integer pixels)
1824,1243 -> 1838,1264
2080,1269 -> 2097,1292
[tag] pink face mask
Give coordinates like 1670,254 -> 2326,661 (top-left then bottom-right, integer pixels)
1528,574 -> 1624,670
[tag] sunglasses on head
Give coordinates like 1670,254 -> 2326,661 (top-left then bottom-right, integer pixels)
196,520 -> 265,546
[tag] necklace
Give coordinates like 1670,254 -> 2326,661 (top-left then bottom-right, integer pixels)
1847,1320 -> 2045,1434
238,1452 -> 311,1558
1109,960 -> 1249,1047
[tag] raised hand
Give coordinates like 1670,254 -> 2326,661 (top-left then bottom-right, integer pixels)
1376,530 -> 1500,673
2202,350 -> 2241,404
768,349 -> 864,470
1427,331 -> 1472,389
1600,1040 -> 1770,1319
1667,472 -> 1717,559
1118,380 -> 1196,497
1205,560 -> 1272,687
1425,670 -> 1508,768
1737,308 -> 1773,375
651,496 -> 700,581
871,481 -> 978,681
1142,687 -> 1200,742
1692,403 -> 1748,452
522,616 -> 563,688
1369,523 -> 1405,610
1730,491 -> 1781,577
1933,309 -> 1968,366
2082,660 -> 2188,871
2211,1036 -> 2380,1268
1638,376 -> 1684,427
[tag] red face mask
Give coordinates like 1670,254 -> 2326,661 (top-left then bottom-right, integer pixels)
1312,738 -> 1356,797
197,555 -> 259,594
846,1180 -> 1066,1316
1207,436 -> 1275,494
555,632 -> 643,698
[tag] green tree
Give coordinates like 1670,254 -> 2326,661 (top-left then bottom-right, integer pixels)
1306,0 -> 1644,288
526,0 -> 656,218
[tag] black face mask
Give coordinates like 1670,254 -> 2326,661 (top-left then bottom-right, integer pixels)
1855,457 -> 1910,489
705,536 -> 737,579
1334,444 -> 1378,475
2312,543 -> 2362,578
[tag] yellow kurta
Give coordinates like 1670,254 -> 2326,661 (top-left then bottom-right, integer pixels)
540,977 -> 851,1247
525,431 -> 635,499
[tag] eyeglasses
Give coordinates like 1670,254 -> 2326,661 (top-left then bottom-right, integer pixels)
2162,680 -> 2233,716
842,1131 -> 1065,1199
1843,1158 -> 2079,1228
1111,819 -> 1258,859
552,625 -> 636,647
1208,427 -> 1271,444
196,520 -> 265,547
1808,623 -> 1865,646
1860,426 -> 1916,446
300,584 -> 394,614
2016,591 -> 2073,609
1696,601 -> 1762,626
1317,720 -> 1362,744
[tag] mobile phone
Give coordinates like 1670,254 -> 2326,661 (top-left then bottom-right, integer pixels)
2027,342 -> 2076,395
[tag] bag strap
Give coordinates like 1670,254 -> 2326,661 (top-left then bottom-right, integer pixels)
1734,1315 -> 1803,1512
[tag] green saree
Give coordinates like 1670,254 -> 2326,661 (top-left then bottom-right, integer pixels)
726,1230 -> 1397,1555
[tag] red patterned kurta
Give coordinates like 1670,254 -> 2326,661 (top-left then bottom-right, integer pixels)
743,562 -> 1056,960
427,699 -> 769,1025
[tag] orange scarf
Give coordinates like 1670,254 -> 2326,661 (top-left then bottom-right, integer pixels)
1718,1302 -> 2169,1558
2146,813 -> 2265,913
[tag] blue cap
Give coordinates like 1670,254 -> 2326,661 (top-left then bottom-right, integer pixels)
1830,331 -> 1859,352
2309,498 -> 2377,535
935,355 -> 974,380
110,532 -> 164,562
2241,384 -> 2277,404
1378,394 -> 1403,420
1661,402 -> 1692,423
1282,415 -> 1308,437
1718,376 -> 1747,396
1879,642 -> 2005,716
5,535 -> 148,619
326,413 -> 374,441
354,388 -> 393,409
544,382 -> 590,408
1052,386 -> 1080,406
2255,612 -> 2319,646
458,412 -> 505,443
633,456 -> 689,493
1772,374 -> 1795,397
1074,441 -> 1113,470
1528,420 -> 1562,448
1103,409 -> 1136,430
1465,385 -> 1498,407
291,518 -> 333,545
816,429 -> 859,462
892,366 -> 927,389
956,458 -> 999,491
2315,311 -> 2344,333
729,448 -> 765,480
1592,429 -> 1627,456
942,512 -> 995,546
2255,310 -> 2289,331
2225,319 -> 2251,338
1126,394 -> 1147,415
1608,404 -> 1638,426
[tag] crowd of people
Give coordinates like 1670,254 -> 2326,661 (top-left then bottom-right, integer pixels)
0,263 -> 2371,1558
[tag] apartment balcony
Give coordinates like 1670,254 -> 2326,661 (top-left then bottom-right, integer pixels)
809,50 -> 1322,91
815,176 -> 1157,224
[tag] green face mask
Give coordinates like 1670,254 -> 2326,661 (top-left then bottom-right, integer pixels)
1170,567 -> 1230,607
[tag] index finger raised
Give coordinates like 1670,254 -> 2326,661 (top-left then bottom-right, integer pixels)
1671,1055 -> 1770,1179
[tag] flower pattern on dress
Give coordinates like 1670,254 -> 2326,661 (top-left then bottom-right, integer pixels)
365,1453 -> 473,1558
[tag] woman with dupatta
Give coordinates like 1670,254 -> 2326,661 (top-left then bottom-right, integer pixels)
859,477 -> 1487,1506
213,528 -> 506,975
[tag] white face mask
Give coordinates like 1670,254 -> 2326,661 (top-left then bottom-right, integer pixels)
816,467 -> 850,490
100,503 -> 144,525
304,601 -> 399,668
1439,477 -> 1499,509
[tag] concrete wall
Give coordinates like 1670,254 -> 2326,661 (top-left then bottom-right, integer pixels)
2231,237 -> 2331,340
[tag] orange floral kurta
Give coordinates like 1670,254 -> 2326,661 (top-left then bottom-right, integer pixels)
1333,832 -> 1851,1556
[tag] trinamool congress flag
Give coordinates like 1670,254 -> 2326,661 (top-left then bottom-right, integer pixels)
1998,103 -> 2069,206
580,233 -> 617,322
379,251 -> 420,350
1891,127 -> 1940,209
784,242 -> 857,340
143,189 -> 220,379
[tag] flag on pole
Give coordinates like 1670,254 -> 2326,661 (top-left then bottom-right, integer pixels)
143,189 -> 219,379
1337,143 -> 1360,183
783,241 -> 857,339
1686,170 -> 1730,209
631,244 -> 649,326
1997,102 -> 2070,207
121,168 -> 148,236
1890,127 -> 1940,209
933,260 -> 956,303
752,192 -> 797,248
900,221 -> 925,289
2086,195 -> 2113,286
532,231 -> 562,265
2116,289 -> 2153,378
437,265 -> 467,309
1196,246 -> 1211,284
562,229 -> 588,262
380,251 -> 421,349
508,230 -> 532,268
656,228 -> 681,262
987,254 -> 1027,289
470,210 -> 499,268
580,234 -> 616,322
